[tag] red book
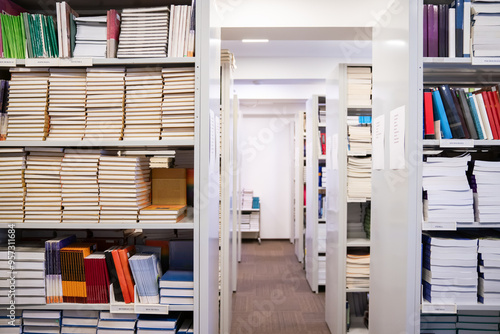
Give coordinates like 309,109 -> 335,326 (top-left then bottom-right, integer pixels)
481,91 -> 499,139
106,9 -> 120,58
489,87 -> 500,140
118,245 -> 136,303
111,248 -> 132,303
424,90 -> 435,138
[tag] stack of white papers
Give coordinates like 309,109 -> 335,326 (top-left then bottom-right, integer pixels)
472,160 -> 500,223
22,310 -> 61,333
347,67 -> 372,107
348,125 -> 372,154
241,189 -> 253,210
97,312 -> 137,334
73,16 -> 107,58
61,310 -> 99,334
0,148 -> 25,224
346,252 -> 370,289
471,2 -> 500,57
347,156 -> 371,199
478,237 -> 500,304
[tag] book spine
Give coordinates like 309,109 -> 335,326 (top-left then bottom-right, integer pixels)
450,88 -> 470,138
463,0 -> 471,57
484,91 -> 500,139
466,92 -> 485,140
448,7 -> 455,58
456,88 -> 477,139
438,4 -> 446,57
431,89 -> 453,139
428,5 -> 439,57
474,92 -> 494,140
455,0 -> 464,57
424,90 -> 435,138
423,4 -> 428,57
438,85 -> 466,138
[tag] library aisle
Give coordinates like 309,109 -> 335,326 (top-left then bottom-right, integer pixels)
231,240 -> 329,334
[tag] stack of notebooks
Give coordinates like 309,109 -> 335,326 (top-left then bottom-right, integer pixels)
457,310 -> 500,333
46,68 -> 87,140
0,245 -> 46,305
84,67 -> 125,140
348,125 -> 372,154
61,310 -> 99,334
45,235 -> 76,304
174,149 -> 194,168
168,4 -> 195,57
347,156 -> 372,200
0,310 -> 21,334
240,213 -> 251,231
347,66 -> 372,108
73,15 -> 107,58
24,148 -> 65,224
422,154 -> 474,223
0,148 -> 25,224
22,310 -> 61,334
6,68 -> 49,141
61,149 -> 102,224
149,156 -> 174,168
471,2 -> 500,57
129,253 -> 161,303
98,156 -> 151,224
117,6 -> 170,58
123,67 -> 163,140
471,160 -> 500,223
420,313 -> 457,334
478,237 -> 500,304
23,13 -> 59,58
242,189 -> 254,210
160,239 -> 194,306
161,67 -> 196,140
60,242 -> 96,303
422,232 -> 478,304
139,205 -> 187,224
318,105 -> 326,123
346,251 -> 370,289
136,313 -> 182,334
84,253 -> 110,304
97,312 -> 137,334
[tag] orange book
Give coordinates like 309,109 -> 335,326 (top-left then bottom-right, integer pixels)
118,245 -> 136,302
111,247 -> 132,303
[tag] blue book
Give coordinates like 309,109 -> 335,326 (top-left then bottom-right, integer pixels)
431,89 -> 453,139
159,270 -> 193,289
466,92 -> 485,140
438,85 -> 466,138
454,0 -> 464,57
136,313 -> 181,330
169,240 -> 193,271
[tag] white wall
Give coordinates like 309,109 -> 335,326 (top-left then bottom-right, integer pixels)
239,103 -> 301,239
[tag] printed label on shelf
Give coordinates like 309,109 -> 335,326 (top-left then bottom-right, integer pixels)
422,221 -> 457,231
25,58 -> 60,66
135,304 -> 169,314
110,304 -> 135,313
422,303 -> 457,314
439,139 -> 474,148
472,57 -> 500,65
347,197 -> 368,203
59,58 -> 93,66
0,59 -> 16,66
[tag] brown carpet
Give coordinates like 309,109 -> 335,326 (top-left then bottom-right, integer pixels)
230,239 -> 331,334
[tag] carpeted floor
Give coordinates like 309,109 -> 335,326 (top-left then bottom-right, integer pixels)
230,239 -> 331,334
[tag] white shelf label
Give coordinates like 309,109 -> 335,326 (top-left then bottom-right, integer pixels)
59,57 -> 92,66
0,59 -> 16,67
25,58 -> 60,67
110,304 -> 135,313
422,303 -> 457,314
472,57 -> 500,65
135,304 -> 169,314
422,221 -> 457,231
439,139 -> 474,148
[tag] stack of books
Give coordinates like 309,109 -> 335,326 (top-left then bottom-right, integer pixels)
242,189 -> 253,210
45,235 -> 77,304
117,6 -> 170,58
318,255 -> 326,284
457,310 -> 500,332
420,314 -> 457,334
149,156 -> 174,168
98,156 -> 151,224
318,105 -> 326,123
159,270 -> 194,306
139,205 -> 187,224
422,232 -> 478,304
6,68 -> 49,141
97,312 -> 137,334
346,252 -> 370,289
84,67 -> 125,140
73,15 -> 107,58
321,166 -> 327,187
0,148 -> 25,224
249,211 -> 260,231
136,313 -> 182,334
168,4 -> 195,57
0,310 -> 21,334
61,310 -> 99,334
422,154 -> 474,223
241,213 -> 251,231
60,242 -> 96,303
348,125 -> 372,154
61,149 -> 102,224
22,310 -> 61,334
129,253 -> 161,303
478,237 -> 500,304
347,67 -> 372,108
347,156 -> 372,200
471,160 -> 500,223
318,223 -> 326,253
24,148 -> 64,224
123,67 -> 163,140
471,2 -> 500,57
83,253 -> 110,304
161,67 -> 195,140
46,68 -> 87,140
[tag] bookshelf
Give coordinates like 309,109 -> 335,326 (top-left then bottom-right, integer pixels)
305,95 -> 326,293
0,1 -> 220,333
294,108 -> 305,263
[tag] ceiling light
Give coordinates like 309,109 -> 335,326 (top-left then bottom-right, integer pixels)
242,39 -> 269,43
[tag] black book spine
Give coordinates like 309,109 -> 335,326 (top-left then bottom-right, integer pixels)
450,88 -> 471,138
438,85 -> 466,138
104,249 -> 124,302
457,88 -> 478,139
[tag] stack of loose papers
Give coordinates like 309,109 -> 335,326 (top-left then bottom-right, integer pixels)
84,67 -> 125,140
46,68 -> 87,140
472,160 -> 500,223
139,205 -> 187,224
241,213 -> 251,231
128,253 -> 160,304
250,212 -> 260,231
422,232 -> 478,304
159,270 -> 194,305
61,149 -> 102,224
123,68 -> 163,140
98,156 -> 151,224
117,6 -> 169,58
61,310 -> 99,334
0,148 -> 25,224
346,252 -> 370,289
348,125 -> 372,154
97,312 -> 137,334
242,189 -> 253,210
24,148 -> 64,224
73,15 -> 107,58
471,2 -> 500,57
347,66 -> 372,107
6,68 -> 49,140
161,67 -> 195,140
347,156 -> 371,200
478,237 -> 500,304
22,310 -> 61,334
422,154 -> 474,223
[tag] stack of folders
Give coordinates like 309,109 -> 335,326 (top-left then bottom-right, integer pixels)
422,232 -> 478,304
6,68 -> 49,141
347,67 -> 372,108
22,310 -> 61,334
60,242 -> 96,303
0,310 -> 21,334
84,67 -> 125,140
129,253 -> 161,304
347,156 -> 372,200
422,154 -> 474,223
161,67 -> 195,140
346,251 -> 370,289
98,156 -> 151,224
117,6 -> 170,58
84,253 -> 110,304
168,4 -> 195,57
46,68 -> 87,140
457,310 -> 500,334
242,189 -> 254,210
0,245 -> 46,305
123,67 -> 163,140
471,160 -> 500,223
24,148 -> 65,224
478,237 -> 500,304
348,125 -> 372,154
160,239 -> 194,305
45,235 -> 77,304
471,2 -> 500,58
0,148 -> 25,224
174,150 -> 194,168
420,313 -> 457,334
176,317 -> 194,334
139,205 -> 187,224
136,313 -> 182,334
61,310 -> 99,334
73,15 -> 107,58
97,312 -> 138,334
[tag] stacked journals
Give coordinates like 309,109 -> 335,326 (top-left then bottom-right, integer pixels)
348,125 -> 372,154
347,156 -> 371,199
478,237 -> 500,304
84,67 -> 125,140
422,233 -> 478,304
61,310 -> 99,334
60,242 -> 96,303
73,15 -> 107,58
422,154 -> 474,223
168,4 -> 195,57
46,68 -> 87,140
24,148 -> 64,224
149,156 -> 174,168
45,235 -> 77,304
346,252 -> 370,289
123,67 -> 163,140
84,253 -> 110,304
347,67 -> 372,108
318,223 -> 326,253
22,310 -> 61,334
471,1 -> 500,57
97,312 -> 137,334
457,310 -> 500,333
321,166 -> 326,187
117,6 -> 170,58
0,310 -> 21,334
6,68 -> 49,141
159,270 -> 194,306
61,149 -> 102,224
139,205 -> 187,224
98,156 -> 151,224
0,148 -> 25,224
161,67 -> 195,140
136,313 -> 182,334
129,253 -> 160,304
240,213 -> 251,231
420,313 -> 457,333
471,160 -> 500,223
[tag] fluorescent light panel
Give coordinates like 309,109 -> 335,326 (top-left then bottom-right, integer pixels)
242,39 -> 269,43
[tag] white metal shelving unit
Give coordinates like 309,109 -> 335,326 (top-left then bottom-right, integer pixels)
0,1 -> 221,333
294,108 -> 305,263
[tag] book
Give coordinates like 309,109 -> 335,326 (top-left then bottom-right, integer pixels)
159,270 -> 193,289
111,246 -> 133,304
106,9 -> 120,58
104,246 -> 123,303
438,85 -> 466,138
465,91 -> 485,140
60,242 -> 96,303
428,4 -> 439,57
83,253 -> 110,304
454,0 -> 464,57
455,88 -> 478,139
128,253 -> 161,304
424,89 -> 435,139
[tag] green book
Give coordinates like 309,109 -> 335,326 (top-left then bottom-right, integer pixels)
47,16 -> 58,57
22,13 -> 31,58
